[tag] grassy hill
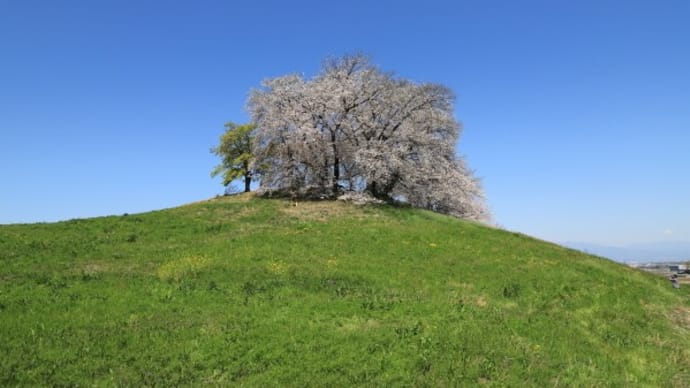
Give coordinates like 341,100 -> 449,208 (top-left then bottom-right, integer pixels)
1,194 -> 688,386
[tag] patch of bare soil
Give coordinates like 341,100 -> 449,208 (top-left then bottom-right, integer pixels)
279,200 -> 359,221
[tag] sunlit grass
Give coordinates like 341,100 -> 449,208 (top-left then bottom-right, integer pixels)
1,194 -> 688,386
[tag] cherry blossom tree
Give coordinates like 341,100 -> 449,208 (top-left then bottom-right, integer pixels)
247,54 -> 489,221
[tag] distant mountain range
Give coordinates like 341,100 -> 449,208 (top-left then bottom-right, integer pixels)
562,241 -> 690,263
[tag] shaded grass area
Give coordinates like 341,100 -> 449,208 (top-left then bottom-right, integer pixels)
1,194 -> 689,386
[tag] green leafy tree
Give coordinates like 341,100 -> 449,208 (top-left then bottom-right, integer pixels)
211,122 -> 256,193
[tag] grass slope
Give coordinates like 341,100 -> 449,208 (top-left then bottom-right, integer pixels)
1,195 -> 689,386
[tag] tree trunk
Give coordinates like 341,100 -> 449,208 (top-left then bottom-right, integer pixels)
331,131 -> 340,194
333,156 -> 340,194
243,161 -> 251,192
367,181 -> 378,198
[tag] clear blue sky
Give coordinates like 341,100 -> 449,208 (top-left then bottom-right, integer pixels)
2,0 -> 689,246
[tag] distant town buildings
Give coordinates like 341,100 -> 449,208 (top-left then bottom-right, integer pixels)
629,262 -> 689,286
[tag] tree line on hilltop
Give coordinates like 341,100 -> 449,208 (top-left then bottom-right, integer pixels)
212,54 -> 489,222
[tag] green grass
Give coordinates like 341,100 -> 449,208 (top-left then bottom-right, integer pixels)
1,194 -> 689,386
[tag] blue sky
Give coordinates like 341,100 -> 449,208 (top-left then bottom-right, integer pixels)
2,0 -> 689,247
